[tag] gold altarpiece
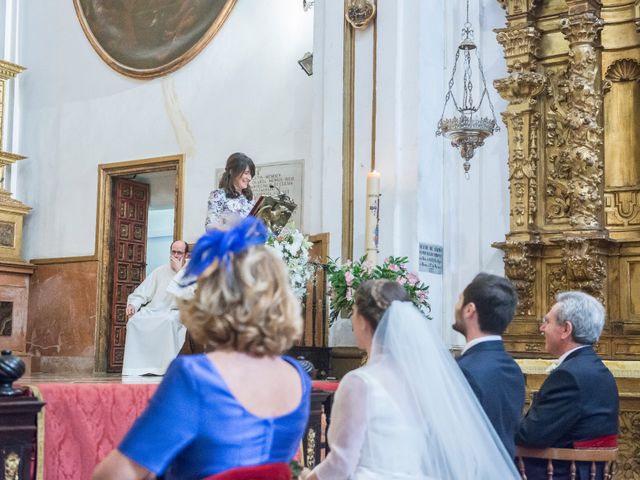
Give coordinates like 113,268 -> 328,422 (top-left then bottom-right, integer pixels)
494,0 -> 640,474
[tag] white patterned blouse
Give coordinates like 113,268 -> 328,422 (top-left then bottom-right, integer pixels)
205,188 -> 254,230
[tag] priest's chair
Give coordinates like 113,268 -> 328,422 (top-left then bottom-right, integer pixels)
202,462 -> 291,480
515,446 -> 618,480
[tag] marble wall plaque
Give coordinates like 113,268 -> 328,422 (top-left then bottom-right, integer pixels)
0,301 -> 13,336
216,160 -> 304,229
419,243 -> 443,275
0,221 -> 15,248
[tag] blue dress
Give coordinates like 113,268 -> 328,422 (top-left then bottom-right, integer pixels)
119,354 -> 311,479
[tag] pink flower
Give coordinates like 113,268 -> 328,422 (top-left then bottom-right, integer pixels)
417,290 -> 428,302
345,271 -> 355,286
407,272 -> 420,285
397,277 -> 407,285
362,260 -> 374,273
388,264 -> 400,272
346,287 -> 354,301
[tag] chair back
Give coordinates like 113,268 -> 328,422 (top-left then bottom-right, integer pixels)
515,446 -> 618,480
202,462 -> 291,480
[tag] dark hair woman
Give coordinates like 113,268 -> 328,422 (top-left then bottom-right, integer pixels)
205,152 -> 256,230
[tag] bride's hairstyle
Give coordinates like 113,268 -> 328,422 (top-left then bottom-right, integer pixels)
355,279 -> 409,331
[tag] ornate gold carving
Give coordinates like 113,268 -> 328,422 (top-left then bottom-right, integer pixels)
305,428 -> 317,468
605,58 -> 640,83
604,190 -> 640,228
562,237 -> 607,304
495,26 -> 541,69
499,241 -> 539,316
547,263 -> 567,309
0,60 -> 25,81
527,111 -> 540,226
3,451 -> 20,480
494,71 -> 546,103
560,12 -> 604,46
603,58 -> 640,94
496,0 -> 541,15
345,0 -> 376,30
618,411 -> 640,475
524,342 -> 543,352
543,11 -> 605,228
544,71 -> 572,224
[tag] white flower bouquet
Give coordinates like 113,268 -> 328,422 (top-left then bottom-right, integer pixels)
266,224 -> 313,298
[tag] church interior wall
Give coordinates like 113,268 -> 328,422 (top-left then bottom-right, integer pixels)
27,258 -> 98,373
9,1 -> 314,372
14,0 -> 314,260
337,0 -> 511,347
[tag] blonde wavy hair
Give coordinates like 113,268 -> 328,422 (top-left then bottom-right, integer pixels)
180,245 -> 302,356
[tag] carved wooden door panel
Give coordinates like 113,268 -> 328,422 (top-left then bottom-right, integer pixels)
108,178 -> 149,372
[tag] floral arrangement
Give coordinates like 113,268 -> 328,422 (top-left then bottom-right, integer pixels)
327,255 -> 431,323
266,224 -> 313,298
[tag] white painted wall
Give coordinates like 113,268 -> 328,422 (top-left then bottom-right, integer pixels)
9,0 -> 512,346
323,0 -> 511,347
146,208 -> 174,275
14,1 -> 314,258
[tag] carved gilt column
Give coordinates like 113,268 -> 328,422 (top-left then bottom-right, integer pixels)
495,3 -> 640,473
493,1 -> 545,330
496,0 -> 640,354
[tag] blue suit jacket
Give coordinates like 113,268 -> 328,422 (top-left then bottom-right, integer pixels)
457,340 -> 525,458
516,346 -> 619,479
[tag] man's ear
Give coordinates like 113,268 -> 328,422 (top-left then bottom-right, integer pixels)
464,302 -> 477,320
561,320 -> 574,340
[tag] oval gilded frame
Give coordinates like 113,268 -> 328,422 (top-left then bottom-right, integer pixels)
73,0 -> 238,79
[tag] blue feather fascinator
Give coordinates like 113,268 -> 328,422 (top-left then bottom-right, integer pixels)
183,216 -> 268,283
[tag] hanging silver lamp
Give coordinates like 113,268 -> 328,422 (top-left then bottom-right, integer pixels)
436,0 -> 499,176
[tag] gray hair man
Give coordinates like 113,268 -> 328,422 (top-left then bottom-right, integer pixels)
517,291 -> 619,479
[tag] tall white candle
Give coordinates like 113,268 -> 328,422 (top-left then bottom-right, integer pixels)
365,170 -> 381,264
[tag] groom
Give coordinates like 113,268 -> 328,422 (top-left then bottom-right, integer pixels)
453,273 -> 525,458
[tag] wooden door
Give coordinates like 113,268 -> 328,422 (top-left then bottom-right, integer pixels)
108,178 -> 150,372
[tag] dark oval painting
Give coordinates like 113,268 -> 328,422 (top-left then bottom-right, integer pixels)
73,0 -> 237,79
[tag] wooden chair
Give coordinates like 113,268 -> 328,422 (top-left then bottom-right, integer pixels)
515,446 -> 618,480
202,462 -> 291,480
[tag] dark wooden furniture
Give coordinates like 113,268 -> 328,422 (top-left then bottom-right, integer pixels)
515,446 -> 618,480
0,395 -> 44,480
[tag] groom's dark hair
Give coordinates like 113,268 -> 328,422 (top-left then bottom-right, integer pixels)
462,273 -> 517,335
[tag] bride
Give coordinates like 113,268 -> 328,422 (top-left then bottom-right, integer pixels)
304,279 -> 520,479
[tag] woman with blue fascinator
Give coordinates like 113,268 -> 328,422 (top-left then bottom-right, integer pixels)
93,216 -> 311,480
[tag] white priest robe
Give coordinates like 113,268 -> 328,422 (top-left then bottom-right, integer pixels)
122,264 -> 186,376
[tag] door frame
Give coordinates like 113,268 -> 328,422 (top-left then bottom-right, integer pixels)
94,154 -> 184,373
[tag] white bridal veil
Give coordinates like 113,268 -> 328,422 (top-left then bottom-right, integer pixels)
366,301 -> 520,479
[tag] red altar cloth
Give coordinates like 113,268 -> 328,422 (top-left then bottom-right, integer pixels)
33,383 -> 158,480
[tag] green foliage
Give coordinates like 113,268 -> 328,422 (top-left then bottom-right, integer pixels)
326,255 -> 431,324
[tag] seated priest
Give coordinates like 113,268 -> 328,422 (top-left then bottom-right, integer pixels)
516,291 -> 619,480
121,240 -> 188,376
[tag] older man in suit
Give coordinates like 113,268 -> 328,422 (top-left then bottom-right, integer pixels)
517,291 -> 619,479
453,273 -> 525,458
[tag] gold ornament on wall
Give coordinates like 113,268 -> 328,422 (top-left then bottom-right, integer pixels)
493,11 -> 640,473
345,0 -> 376,30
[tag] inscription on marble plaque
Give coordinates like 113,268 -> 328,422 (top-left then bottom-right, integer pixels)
0,301 -> 13,336
0,221 -> 15,247
216,160 -> 304,229
419,243 -> 443,275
